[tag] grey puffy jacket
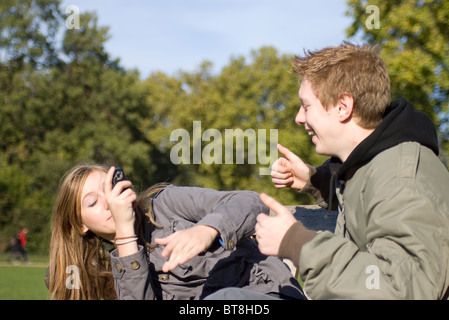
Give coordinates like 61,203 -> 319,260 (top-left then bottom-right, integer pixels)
110,185 -> 304,300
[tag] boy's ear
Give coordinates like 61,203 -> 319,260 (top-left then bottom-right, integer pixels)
336,93 -> 354,122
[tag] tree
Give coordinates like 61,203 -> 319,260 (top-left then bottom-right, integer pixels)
0,3 -> 159,253
346,0 -> 449,160
0,0 -> 61,70
0,1 -> 327,254
142,47 -> 325,204
0,0 -> 63,253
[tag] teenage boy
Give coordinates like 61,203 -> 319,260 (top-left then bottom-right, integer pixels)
255,42 -> 449,299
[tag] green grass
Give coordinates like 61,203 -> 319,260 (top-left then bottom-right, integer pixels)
0,254 -> 49,300
0,265 -> 49,300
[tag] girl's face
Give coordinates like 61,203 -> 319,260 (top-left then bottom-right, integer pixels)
80,170 -> 116,240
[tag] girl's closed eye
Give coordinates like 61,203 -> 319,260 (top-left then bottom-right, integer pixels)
88,199 -> 97,207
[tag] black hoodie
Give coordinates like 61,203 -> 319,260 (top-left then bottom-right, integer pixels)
309,98 -> 440,210
336,97 -> 439,180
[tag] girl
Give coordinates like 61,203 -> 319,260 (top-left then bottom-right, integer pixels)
48,163 -> 304,300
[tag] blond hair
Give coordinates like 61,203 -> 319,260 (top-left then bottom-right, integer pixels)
292,42 -> 390,128
48,164 -> 116,300
48,163 -> 166,299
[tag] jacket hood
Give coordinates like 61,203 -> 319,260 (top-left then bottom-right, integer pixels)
334,98 -> 439,181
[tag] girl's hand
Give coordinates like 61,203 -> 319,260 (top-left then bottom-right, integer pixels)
105,167 -> 137,238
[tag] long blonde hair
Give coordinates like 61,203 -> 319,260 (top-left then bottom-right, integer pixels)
48,164 -> 116,300
48,163 -> 166,300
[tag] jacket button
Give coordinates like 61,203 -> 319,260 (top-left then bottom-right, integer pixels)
115,263 -> 123,272
130,261 -> 140,270
159,274 -> 169,281
227,239 -> 234,249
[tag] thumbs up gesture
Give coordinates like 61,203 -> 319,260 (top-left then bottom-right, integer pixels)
271,144 -> 310,190
255,193 -> 297,256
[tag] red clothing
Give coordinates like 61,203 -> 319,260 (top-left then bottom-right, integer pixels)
19,231 -> 27,247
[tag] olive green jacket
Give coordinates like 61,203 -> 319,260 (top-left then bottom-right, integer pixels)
279,98 -> 449,299
299,142 -> 449,299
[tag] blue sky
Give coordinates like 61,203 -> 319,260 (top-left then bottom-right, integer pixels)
61,0 -> 355,78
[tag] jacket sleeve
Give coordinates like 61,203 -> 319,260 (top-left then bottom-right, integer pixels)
299,170 -> 446,299
300,160 -> 338,210
155,186 -> 269,250
110,245 -> 155,300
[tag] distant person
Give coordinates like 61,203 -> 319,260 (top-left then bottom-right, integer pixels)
7,234 -> 21,263
47,164 -> 304,300
18,228 -> 29,262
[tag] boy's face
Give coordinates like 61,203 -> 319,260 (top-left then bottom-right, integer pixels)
296,79 -> 343,157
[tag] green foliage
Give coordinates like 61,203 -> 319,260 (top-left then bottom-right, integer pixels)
0,0 -> 61,69
0,2 -> 158,253
0,1 -> 318,254
346,0 -> 449,157
142,48 -> 325,199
